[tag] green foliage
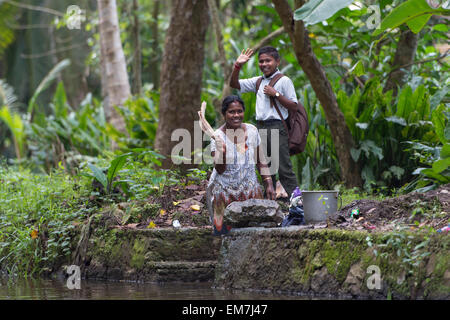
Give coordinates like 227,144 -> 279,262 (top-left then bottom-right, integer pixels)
109,91 -> 160,149
0,163 -> 92,276
85,148 -> 167,200
294,0 -> 354,25
26,82 -> 110,172
373,0 -> 450,37
338,77 -> 443,191
404,141 -> 450,192
0,105 -> 25,159
374,227 -> 435,273
87,152 -> 134,195
0,79 -> 24,159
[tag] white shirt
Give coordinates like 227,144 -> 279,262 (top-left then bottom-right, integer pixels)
239,70 -> 298,121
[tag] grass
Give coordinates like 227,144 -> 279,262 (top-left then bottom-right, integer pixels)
0,163 -> 92,277
0,155 -> 181,277
339,187 -> 389,208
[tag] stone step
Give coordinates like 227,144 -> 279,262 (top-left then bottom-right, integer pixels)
83,260 -> 217,283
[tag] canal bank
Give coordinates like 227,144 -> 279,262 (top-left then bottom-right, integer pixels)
63,213 -> 449,299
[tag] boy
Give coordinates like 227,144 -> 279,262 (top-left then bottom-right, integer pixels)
230,46 -> 299,198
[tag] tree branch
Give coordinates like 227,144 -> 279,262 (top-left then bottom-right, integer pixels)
251,27 -> 285,52
385,49 -> 450,77
20,43 -> 85,59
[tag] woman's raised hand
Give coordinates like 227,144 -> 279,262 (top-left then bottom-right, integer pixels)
235,48 -> 253,67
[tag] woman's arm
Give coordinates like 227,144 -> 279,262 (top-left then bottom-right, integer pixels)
212,137 -> 227,174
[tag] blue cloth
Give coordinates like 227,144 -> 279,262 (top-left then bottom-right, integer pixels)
282,205 -> 305,227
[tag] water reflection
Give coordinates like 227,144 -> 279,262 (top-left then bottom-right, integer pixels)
0,278 -> 310,300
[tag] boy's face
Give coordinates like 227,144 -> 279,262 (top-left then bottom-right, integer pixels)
258,53 -> 280,77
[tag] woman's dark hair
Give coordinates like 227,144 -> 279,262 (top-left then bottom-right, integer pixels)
258,46 -> 280,61
221,95 -> 245,115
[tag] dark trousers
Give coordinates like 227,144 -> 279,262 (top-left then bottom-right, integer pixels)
257,120 -> 298,197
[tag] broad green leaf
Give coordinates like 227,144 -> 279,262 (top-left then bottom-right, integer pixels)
107,152 -> 133,190
301,157 -> 312,190
88,164 -> 107,190
432,158 -> 450,174
396,86 -> 412,118
294,0 -> 354,25
421,168 -> 450,183
52,82 -> 68,119
444,125 -> 450,141
430,85 -> 449,111
432,104 -> 446,143
406,14 -> 432,33
432,23 -> 448,32
441,143 -> 450,159
372,0 -> 450,36
412,85 -> 429,120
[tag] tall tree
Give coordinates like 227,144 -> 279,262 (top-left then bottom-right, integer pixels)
97,0 -> 130,136
155,0 -> 210,167
272,0 -> 363,188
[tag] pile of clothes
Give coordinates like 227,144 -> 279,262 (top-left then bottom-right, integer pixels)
281,187 -> 305,227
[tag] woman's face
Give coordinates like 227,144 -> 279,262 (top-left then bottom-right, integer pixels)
224,101 -> 244,129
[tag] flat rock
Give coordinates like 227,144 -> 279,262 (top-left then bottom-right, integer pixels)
223,199 -> 283,228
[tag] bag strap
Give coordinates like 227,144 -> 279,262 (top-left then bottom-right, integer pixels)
270,97 -> 289,133
267,74 -> 289,133
255,73 -> 284,95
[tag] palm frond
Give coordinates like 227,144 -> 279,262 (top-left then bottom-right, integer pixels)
28,59 -> 71,115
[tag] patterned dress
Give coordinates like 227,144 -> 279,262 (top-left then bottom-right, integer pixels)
207,123 -> 264,235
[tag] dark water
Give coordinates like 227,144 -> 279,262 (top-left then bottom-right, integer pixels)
0,278 -> 311,300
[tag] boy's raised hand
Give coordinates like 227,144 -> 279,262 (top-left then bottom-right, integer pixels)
235,48 -> 253,67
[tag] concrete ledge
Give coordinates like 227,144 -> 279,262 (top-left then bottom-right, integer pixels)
213,227 -> 450,299
79,227 -> 221,282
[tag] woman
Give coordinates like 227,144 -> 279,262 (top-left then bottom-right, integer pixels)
207,95 -> 275,235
